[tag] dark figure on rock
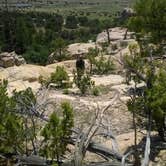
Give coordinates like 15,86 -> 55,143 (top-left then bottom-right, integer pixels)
76,55 -> 85,78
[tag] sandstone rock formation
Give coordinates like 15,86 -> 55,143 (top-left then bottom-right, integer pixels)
0,52 -> 26,68
96,27 -> 133,43
67,42 -> 97,57
0,64 -> 54,94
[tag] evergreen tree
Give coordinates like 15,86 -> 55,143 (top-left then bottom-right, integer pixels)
65,15 -> 78,29
52,38 -> 66,59
126,0 -> 166,140
50,66 -> 70,88
15,17 -> 29,54
0,80 -> 23,156
40,102 -> 74,164
128,0 -> 166,51
1,13 -> 14,52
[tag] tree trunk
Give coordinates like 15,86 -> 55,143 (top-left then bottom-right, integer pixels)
124,29 -> 128,40
106,29 -> 111,44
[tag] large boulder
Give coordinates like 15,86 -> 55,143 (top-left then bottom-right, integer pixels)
0,56 -> 15,68
15,55 -> 26,66
0,64 -> 54,82
0,52 -> 26,68
0,64 -> 54,93
67,43 -> 97,57
96,27 -> 134,43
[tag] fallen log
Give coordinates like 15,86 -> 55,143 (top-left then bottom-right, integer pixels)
88,142 -> 122,161
15,155 -> 47,166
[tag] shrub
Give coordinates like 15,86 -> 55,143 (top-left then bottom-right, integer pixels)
93,55 -> 114,75
92,86 -> 100,96
87,48 -> 99,74
40,102 -> 74,162
23,44 -> 49,65
50,66 -> 70,88
63,89 -> 69,94
0,81 -> 38,156
0,80 -> 23,154
73,72 -> 94,95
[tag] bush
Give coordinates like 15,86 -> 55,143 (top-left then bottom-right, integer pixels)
65,15 -> 78,29
0,80 -> 23,154
63,89 -> 69,94
93,55 -> 114,75
50,66 -> 70,88
87,48 -> 99,74
0,81 -> 37,156
23,44 -> 49,65
92,86 -> 100,96
74,72 -> 94,95
40,102 -> 74,162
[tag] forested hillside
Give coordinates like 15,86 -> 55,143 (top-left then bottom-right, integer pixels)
0,0 -> 165,166
1,0 -> 135,17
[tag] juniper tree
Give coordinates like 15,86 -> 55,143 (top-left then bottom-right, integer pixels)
125,0 -> 166,141
40,102 -> 74,164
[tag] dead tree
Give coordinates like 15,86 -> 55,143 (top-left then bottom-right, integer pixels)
1,87 -> 134,166
106,28 -> 111,44
73,91 -> 123,166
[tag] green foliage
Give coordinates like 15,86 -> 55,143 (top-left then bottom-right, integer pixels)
0,80 -> 74,163
40,102 -> 74,161
51,38 -> 69,62
93,55 -> 114,75
87,49 -> 114,75
0,11 -> 107,65
63,89 -> 69,95
124,43 -> 144,84
124,43 -> 166,139
101,19 -> 113,29
65,15 -> 78,29
23,44 -> 50,65
91,86 -> 100,96
61,102 -> 74,139
12,87 -> 36,112
128,0 -> 166,45
0,80 -> 23,154
87,48 -> 99,74
74,72 -> 95,95
78,16 -> 89,26
0,81 -> 38,155
88,18 -> 102,34
45,14 -> 63,32
146,71 -> 166,137
50,66 -> 70,88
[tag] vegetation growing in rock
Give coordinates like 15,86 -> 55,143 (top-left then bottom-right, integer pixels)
50,66 -> 70,88
73,71 -> 95,95
0,80 -> 74,165
0,81 -> 39,162
0,0 -> 166,165
125,0 -> 166,142
88,53 -> 115,75
40,102 -> 74,163
0,11 -> 113,64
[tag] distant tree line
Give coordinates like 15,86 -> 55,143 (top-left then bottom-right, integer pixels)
0,11 -> 115,65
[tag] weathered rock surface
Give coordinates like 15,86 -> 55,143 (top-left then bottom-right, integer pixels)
96,27 -> 133,43
0,64 -> 54,94
0,52 -> 26,68
67,42 -> 97,57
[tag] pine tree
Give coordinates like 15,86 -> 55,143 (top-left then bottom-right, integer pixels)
15,17 -> 29,54
40,102 -> 74,164
0,80 -> 23,156
125,0 -> 166,141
